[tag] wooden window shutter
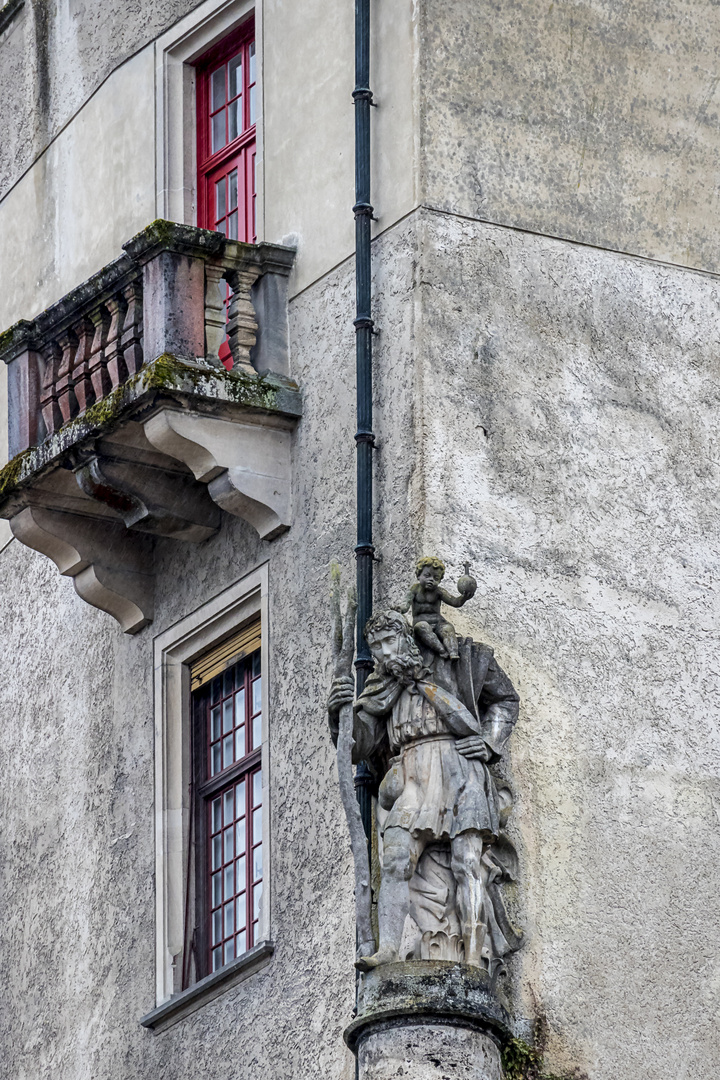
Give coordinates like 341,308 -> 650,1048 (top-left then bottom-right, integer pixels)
190,618 -> 261,691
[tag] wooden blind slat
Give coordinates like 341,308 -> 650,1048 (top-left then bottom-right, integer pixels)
190,618 -> 261,691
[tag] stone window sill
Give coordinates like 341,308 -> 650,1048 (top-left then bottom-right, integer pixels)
140,940 -> 274,1032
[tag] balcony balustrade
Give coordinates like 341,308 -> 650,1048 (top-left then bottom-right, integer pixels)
0,221 -> 299,632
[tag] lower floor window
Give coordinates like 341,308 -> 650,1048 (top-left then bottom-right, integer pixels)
191,621 -> 263,977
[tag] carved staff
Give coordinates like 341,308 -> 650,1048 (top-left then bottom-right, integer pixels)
330,569 -> 375,959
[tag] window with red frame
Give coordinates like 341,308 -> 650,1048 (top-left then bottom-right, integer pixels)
191,637 -> 263,978
196,23 -> 257,366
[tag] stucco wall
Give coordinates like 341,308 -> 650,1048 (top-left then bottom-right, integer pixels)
420,0 -> 720,273
0,219 -> 419,1080
0,0 -> 417,337
411,208 -> 720,1077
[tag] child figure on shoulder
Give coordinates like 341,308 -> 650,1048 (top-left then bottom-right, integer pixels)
398,556 -> 477,661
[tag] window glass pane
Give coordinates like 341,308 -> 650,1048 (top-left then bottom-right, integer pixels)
252,677 -> 261,715
252,712 -> 261,749
236,929 -> 247,956
224,862 -> 234,900
249,84 -> 256,125
211,675 -> 222,703
212,946 -> 222,971
224,939 -> 234,965
212,797 -> 222,833
252,806 -> 262,843
224,667 -> 234,697
212,908 -> 222,945
236,817 -> 246,855
211,66 -> 226,110
236,778 -> 246,812
253,844 -> 263,882
236,892 -> 246,929
224,901 -> 234,937
236,853 -> 246,884
212,834 -> 222,870
227,211 -> 238,241
223,733 -> 234,769
212,743 -> 222,776
249,42 -> 256,84
252,770 -> 262,807
223,788 -> 234,823
212,871 -> 222,907
229,53 -> 242,97
215,178 -> 226,222
211,705 -> 221,741
228,98 -> 241,142
253,882 -> 262,920
234,687 -> 245,722
229,169 -> 238,210
223,698 -> 233,734
252,651 -> 261,677
224,825 -> 234,863
212,110 -> 226,154
235,725 -> 246,759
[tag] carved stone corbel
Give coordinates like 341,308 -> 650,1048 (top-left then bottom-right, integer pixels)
10,506 -> 154,633
142,409 -> 292,540
73,453 -> 221,542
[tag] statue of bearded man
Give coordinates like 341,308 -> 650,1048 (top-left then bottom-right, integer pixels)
328,608 -> 522,976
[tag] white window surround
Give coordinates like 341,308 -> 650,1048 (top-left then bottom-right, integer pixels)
152,564 -> 271,1007
154,0 -> 262,236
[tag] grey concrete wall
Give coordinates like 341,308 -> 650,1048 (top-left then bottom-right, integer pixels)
420,0 -> 720,273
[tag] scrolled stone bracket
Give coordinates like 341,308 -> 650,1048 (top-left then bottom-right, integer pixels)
143,409 -> 293,542
10,505 -> 154,633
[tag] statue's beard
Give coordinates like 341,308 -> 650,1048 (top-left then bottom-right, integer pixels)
382,653 -> 424,685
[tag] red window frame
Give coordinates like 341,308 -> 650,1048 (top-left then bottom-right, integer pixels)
195,21 -> 257,368
195,20 -> 257,244
192,648 -> 263,978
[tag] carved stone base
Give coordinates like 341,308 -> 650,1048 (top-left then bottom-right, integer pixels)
345,962 -> 510,1080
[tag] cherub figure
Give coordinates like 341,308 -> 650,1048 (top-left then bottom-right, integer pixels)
398,557 -> 477,660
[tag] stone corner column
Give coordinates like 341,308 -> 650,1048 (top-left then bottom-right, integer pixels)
345,962 -> 510,1080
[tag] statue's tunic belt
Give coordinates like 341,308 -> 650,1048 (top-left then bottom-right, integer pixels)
384,692 -> 499,842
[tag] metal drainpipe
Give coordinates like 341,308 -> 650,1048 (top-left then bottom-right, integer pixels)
352,0 -> 375,842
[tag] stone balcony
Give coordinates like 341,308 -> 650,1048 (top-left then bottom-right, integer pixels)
0,221 -> 299,632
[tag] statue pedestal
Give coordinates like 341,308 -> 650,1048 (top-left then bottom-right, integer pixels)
345,962 -> 510,1080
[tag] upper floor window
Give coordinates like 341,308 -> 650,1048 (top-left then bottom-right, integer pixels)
196,21 -> 257,245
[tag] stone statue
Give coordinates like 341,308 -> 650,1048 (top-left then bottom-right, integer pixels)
329,561 -> 522,980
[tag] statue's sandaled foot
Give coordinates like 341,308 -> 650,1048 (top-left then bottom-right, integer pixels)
355,947 -> 397,972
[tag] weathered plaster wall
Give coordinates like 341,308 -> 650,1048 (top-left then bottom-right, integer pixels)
420,0 -> 720,273
0,0 -> 200,201
0,46 -> 155,335
0,222 -> 418,1079
0,0 -> 418,336
412,208 -> 720,1077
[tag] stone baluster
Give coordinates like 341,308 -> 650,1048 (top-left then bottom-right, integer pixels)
121,279 -> 144,376
39,340 -> 63,436
87,306 -> 112,401
104,293 -> 129,388
204,263 -> 227,368
72,317 -> 96,413
225,268 -> 260,374
55,330 -> 79,423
